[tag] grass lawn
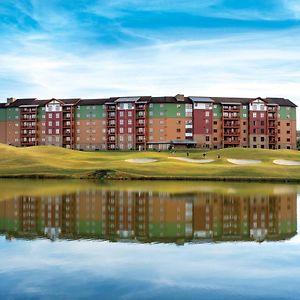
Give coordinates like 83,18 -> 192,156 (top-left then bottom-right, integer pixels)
0,144 -> 300,181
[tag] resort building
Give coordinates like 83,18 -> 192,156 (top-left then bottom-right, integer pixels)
0,189 -> 296,242
0,95 -> 297,150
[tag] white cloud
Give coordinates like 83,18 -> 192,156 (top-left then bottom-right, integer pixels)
1,28 -> 300,126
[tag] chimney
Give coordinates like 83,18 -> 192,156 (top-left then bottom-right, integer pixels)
175,94 -> 185,102
6,97 -> 16,105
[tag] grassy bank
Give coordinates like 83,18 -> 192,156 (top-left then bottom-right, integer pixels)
0,144 -> 300,181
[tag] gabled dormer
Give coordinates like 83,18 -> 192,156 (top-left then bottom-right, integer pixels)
249,97 -> 268,111
45,99 -> 64,112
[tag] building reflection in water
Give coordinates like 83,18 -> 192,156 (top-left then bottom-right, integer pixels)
0,189 -> 297,243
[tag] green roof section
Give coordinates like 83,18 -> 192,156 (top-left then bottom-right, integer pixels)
148,103 -> 191,118
76,220 -> 102,235
279,106 -> 296,120
213,104 -> 222,119
6,107 -> 19,121
75,105 -> 105,120
37,107 -> 45,121
0,108 -> 6,122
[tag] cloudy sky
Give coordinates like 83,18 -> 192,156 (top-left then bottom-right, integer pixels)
0,0 -> 300,122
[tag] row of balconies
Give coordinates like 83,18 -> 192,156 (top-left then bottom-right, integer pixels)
21,115 -> 36,120
21,109 -> 37,113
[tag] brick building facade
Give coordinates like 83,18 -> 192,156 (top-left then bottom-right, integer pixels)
0,95 -> 297,150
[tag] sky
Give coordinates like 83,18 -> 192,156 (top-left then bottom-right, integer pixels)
0,0 -> 300,125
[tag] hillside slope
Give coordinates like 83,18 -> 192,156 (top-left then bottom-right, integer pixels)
0,144 -> 300,180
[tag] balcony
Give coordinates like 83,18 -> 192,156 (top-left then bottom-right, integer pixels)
136,105 -> 146,110
223,123 -> 240,128
108,113 -> 116,119
21,109 -> 37,114
136,113 -> 145,118
107,122 -> 116,127
223,106 -> 240,112
224,131 -> 240,136
107,106 -> 116,111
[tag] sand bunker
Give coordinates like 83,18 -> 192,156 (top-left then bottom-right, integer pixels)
168,157 -> 215,163
227,159 -> 262,165
125,158 -> 158,163
273,160 -> 300,166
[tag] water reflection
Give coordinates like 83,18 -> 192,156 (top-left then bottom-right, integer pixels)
0,186 -> 296,243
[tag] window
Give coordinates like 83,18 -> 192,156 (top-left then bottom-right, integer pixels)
159,120 -> 164,124
56,113 -> 60,118
120,128 -> 124,133
243,130 -> 246,133
243,113 -> 247,118
176,128 -> 181,133
128,111 -> 132,117
49,113 -> 52,118
253,112 -> 257,118
128,119 -> 132,125
56,121 -> 59,126
48,129 -> 52,134
176,112 -> 181,116
176,120 -> 181,125
160,104 -> 164,108
287,138 -> 291,142
253,137 -> 257,142
253,145 -> 257,148
214,121 -> 217,125
205,111 -> 210,117
261,137 -> 264,142
261,121 -> 264,126
213,129 -> 217,133
120,111 -> 124,117
49,121 -> 52,126
205,136 -> 210,141
287,122 -> 290,126
120,119 -> 124,125
243,105 -> 247,109
261,145 -> 265,149
260,113 -> 264,118
177,104 -> 181,108
128,128 -> 132,134
261,129 -> 265,134
160,112 -> 164,116
243,121 -> 246,126
287,130 -> 290,134
213,137 -> 217,141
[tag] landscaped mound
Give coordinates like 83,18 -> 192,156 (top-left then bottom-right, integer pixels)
168,157 -> 215,163
227,159 -> 262,165
273,160 -> 300,166
125,158 -> 158,163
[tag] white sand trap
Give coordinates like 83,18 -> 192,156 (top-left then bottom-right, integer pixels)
273,160 -> 300,166
125,158 -> 158,163
227,159 -> 262,165
168,157 -> 215,164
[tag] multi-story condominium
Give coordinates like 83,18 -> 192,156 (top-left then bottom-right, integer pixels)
0,189 -> 296,242
0,94 -> 297,150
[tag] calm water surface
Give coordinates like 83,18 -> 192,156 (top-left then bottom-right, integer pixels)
0,180 -> 299,299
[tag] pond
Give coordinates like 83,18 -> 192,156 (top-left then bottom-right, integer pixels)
0,180 -> 299,299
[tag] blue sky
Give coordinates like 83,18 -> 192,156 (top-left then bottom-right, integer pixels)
1,0 -> 300,122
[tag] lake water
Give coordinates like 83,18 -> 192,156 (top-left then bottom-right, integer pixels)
0,179 -> 299,299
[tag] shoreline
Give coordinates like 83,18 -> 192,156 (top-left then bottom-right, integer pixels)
0,173 -> 299,183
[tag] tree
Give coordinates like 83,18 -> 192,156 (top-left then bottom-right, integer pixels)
297,139 -> 300,150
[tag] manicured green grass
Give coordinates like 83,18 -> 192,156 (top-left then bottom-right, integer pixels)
0,144 -> 300,180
